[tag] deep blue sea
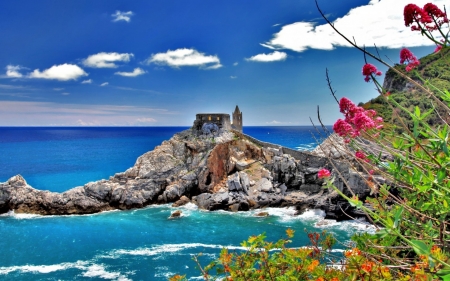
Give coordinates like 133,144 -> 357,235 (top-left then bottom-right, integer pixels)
0,126 -> 372,281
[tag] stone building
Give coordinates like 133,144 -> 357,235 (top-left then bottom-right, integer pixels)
192,105 -> 243,134
231,105 -> 243,132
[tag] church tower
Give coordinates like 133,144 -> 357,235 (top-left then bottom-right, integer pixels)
232,105 -> 243,132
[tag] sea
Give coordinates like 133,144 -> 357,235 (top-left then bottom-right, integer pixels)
0,126 -> 374,281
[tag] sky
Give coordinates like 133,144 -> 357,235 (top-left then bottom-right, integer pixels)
0,0 -> 445,126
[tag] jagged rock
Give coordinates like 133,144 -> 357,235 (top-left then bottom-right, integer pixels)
255,212 -> 269,217
172,195 -> 190,207
0,127 -> 375,218
169,210 -> 182,218
255,178 -> 273,193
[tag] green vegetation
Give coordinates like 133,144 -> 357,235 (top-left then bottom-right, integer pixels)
363,47 -> 450,132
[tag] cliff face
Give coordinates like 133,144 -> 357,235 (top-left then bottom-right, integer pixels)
0,129 -> 371,219
364,48 -> 450,129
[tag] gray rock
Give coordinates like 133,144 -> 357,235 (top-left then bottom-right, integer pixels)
256,178 -> 273,193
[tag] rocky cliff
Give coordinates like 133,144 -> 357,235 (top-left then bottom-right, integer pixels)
0,128 -> 372,219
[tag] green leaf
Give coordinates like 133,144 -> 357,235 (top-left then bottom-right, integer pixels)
393,207 -> 403,228
437,168 -> 447,183
415,106 -> 421,117
436,269 -> 450,281
411,240 -> 430,256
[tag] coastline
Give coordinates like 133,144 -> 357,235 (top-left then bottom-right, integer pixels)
0,127 -> 372,221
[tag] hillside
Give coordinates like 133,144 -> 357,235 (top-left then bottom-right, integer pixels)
362,47 -> 450,131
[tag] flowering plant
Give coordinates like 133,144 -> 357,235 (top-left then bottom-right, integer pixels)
171,2 -> 450,280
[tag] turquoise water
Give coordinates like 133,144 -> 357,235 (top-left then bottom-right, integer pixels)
0,126 -> 370,281
0,205 -> 374,280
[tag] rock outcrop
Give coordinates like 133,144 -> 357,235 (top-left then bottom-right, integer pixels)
0,128 -> 373,219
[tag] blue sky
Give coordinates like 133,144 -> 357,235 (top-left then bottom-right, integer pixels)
0,0 -> 444,126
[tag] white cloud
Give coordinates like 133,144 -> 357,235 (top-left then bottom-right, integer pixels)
233,62 -> 238,66
111,11 -> 134,22
246,51 -> 287,62
29,64 -> 87,81
81,79 -> 92,84
5,65 -> 23,78
262,0 -> 447,52
100,82 -> 109,86
61,92 -> 70,95
83,52 -> 134,68
114,68 -> 146,77
0,101 -> 169,126
145,48 -> 222,69
266,120 -> 281,124
53,88 -> 64,91
135,117 -> 157,123
230,76 -> 237,79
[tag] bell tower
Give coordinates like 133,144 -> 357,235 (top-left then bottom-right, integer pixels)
232,105 -> 243,132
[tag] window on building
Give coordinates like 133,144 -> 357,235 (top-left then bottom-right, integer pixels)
208,116 -> 211,121
217,117 -> 220,121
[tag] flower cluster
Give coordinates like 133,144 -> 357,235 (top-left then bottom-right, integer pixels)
404,3 -> 448,31
362,63 -> 382,82
400,48 -> 420,72
333,97 -> 383,141
317,168 -> 331,179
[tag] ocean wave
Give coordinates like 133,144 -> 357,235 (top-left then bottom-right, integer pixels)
0,209 -> 121,220
295,143 -> 317,151
107,243 -> 247,259
0,260 -> 131,280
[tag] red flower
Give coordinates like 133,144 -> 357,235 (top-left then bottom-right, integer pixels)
333,97 -> 383,139
362,63 -> 382,82
434,44 -> 443,53
317,169 -> 331,179
355,151 -> 369,162
400,48 -> 420,72
404,4 -> 432,29
424,3 -> 448,28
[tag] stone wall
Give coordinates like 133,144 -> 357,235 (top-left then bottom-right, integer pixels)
193,114 -> 231,133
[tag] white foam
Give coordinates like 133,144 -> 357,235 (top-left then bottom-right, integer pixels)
109,243 -> 247,259
178,202 -> 198,211
0,260 -> 131,281
82,264 -> 131,281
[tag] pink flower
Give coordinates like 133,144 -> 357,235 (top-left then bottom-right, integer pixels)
369,170 -> 374,175
333,97 -> 383,140
362,63 -> 382,82
333,119 -> 354,137
404,4 -> 432,29
318,169 -> 331,179
400,48 -> 420,72
434,44 -> 443,53
423,3 -> 448,28
355,151 -> 369,162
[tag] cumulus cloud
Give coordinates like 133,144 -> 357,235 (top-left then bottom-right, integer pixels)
83,52 -> 134,68
246,51 -> 287,62
111,11 -> 134,22
262,0 -> 447,52
100,82 -> 109,86
29,64 -> 87,81
5,65 -> 23,78
145,48 -> 222,69
81,79 -> 92,84
114,68 -> 146,77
